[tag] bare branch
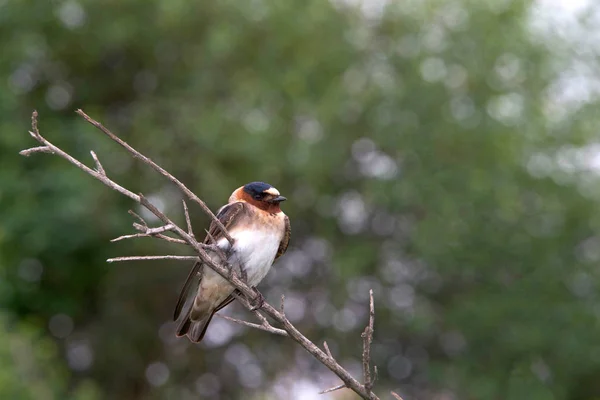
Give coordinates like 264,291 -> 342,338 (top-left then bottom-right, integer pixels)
153,234 -> 188,244
182,200 -> 194,238
362,289 -> 376,392
107,255 -> 199,263
111,233 -> 145,243
111,223 -> 189,244
19,146 -> 53,156
90,150 -> 106,175
144,224 -> 175,234
128,210 -> 147,227
231,291 -> 273,328
391,392 -> 404,400
31,110 -> 39,135
323,341 -> 333,359
252,309 -> 272,327
319,384 -> 346,395
111,232 -> 187,244
215,314 -> 288,336
132,222 -> 146,232
23,111 -> 139,202
75,109 -> 234,245
21,110 -> 382,400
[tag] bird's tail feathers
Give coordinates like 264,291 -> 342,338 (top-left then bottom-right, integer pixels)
176,310 -> 215,343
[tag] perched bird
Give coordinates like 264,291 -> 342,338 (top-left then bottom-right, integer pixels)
174,181 -> 291,343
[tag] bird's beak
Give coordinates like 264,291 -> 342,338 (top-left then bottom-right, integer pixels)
269,195 -> 287,203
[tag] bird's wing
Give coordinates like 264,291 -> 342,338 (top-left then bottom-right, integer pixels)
203,201 -> 247,245
274,215 -> 291,263
172,261 -> 202,321
173,202 -> 247,321
214,292 -> 236,312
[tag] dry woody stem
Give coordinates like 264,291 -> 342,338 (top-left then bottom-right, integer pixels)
20,110 -> 390,400
391,392 -> 404,400
362,289 -> 376,392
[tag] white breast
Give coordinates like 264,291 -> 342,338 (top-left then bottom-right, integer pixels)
218,228 -> 282,287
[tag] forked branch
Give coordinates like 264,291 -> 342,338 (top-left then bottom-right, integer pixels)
20,110 -> 387,400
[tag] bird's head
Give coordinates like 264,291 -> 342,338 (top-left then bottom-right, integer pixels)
229,181 -> 287,212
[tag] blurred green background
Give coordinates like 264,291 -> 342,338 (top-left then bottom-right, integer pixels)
2,0 -> 600,399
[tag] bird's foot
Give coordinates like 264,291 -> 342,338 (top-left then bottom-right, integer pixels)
249,287 -> 264,311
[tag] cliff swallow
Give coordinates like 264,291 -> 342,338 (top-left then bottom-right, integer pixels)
174,182 -> 291,342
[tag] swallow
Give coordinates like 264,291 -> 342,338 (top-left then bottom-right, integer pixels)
173,181 -> 291,343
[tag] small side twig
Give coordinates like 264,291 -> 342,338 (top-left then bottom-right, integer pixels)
323,341 -> 333,359
76,109 -> 234,245
21,111 -> 140,202
391,391 -> 404,400
280,294 -> 286,315
319,384 -> 346,395
362,289 -> 376,392
231,291 -> 271,326
111,223 -> 188,244
128,210 -> 147,227
19,146 -> 53,156
137,224 -> 174,234
182,200 -> 194,238
107,255 -> 199,263
111,232 -> 187,245
90,150 -> 105,175
215,314 -> 288,336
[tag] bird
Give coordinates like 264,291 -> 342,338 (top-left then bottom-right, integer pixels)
173,181 -> 291,343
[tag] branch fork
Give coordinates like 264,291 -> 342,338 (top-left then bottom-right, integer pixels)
20,110 -> 392,400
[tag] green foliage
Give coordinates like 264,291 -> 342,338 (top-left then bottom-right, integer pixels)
0,315 -> 100,400
1,0 -> 600,399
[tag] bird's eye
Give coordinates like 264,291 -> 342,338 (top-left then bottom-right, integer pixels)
254,194 -> 262,200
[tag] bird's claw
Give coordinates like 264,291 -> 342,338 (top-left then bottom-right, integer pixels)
249,288 -> 264,311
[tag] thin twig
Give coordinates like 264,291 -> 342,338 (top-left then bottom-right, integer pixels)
107,255 -> 199,263
323,341 -> 333,359
111,233 -> 147,243
362,289 -> 376,392
19,146 -> 53,156
391,392 -> 404,400
153,234 -> 188,244
252,310 -> 272,327
90,150 -> 106,175
231,291 -> 272,328
280,294 -> 286,315
128,210 -> 147,227
22,112 -> 139,202
111,232 -> 187,244
142,224 -> 175,234
182,200 -> 194,238
132,222 -> 146,231
215,314 -> 288,336
111,223 -> 187,244
75,109 -> 234,245
31,110 -> 39,133
319,384 -> 346,395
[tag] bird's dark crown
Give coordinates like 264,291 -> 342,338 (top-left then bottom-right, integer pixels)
243,181 -> 274,200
